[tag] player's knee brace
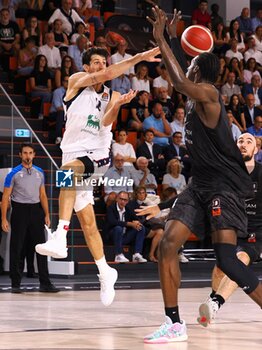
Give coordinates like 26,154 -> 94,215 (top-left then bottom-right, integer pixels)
214,243 -> 259,294
77,156 -> 94,179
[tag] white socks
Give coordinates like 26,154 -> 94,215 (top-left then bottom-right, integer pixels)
95,256 -> 110,275
57,219 -> 70,236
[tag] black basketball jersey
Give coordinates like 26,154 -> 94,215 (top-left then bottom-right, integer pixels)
246,162 -> 262,236
184,95 -> 253,198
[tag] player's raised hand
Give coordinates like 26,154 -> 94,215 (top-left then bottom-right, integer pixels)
147,6 -> 167,42
167,8 -> 182,39
140,46 -> 161,62
118,89 -> 138,106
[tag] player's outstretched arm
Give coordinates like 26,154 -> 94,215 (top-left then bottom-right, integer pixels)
102,90 -> 138,127
69,47 -> 161,90
147,6 -> 215,103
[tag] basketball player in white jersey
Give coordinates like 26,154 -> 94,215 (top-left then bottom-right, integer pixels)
36,46 -> 161,306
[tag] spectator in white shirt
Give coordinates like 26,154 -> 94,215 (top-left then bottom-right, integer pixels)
162,159 -> 186,194
170,107 -> 186,144
112,129 -> 136,170
38,32 -> 61,75
243,57 -> 262,84
73,0 -> 104,31
225,38 -> 244,66
131,63 -> 150,93
153,64 -> 173,98
48,0 -> 86,37
226,19 -> 245,53
221,71 -> 245,105
244,36 -> 262,67
133,157 -> 157,195
111,40 -> 135,78
252,25 -> 262,52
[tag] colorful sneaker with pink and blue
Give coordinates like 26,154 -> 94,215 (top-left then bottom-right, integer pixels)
144,316 -> 188,344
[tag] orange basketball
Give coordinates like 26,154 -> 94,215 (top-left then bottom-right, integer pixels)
181,25 -> 213,57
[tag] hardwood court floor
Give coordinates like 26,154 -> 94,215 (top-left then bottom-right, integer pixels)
0,288 -> 261,350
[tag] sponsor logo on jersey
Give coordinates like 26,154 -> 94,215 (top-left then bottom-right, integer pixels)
85,114 -> 100,130
101,92 -> 109,101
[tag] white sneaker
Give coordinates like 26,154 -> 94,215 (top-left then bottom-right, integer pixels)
115,253 -> 129,263
35,230 -> 68,259
132,253 -> 147,263
144,316 -> 188,343
98,267 -> 118,306
179,252 -> 189,263
197,297 -> 219,327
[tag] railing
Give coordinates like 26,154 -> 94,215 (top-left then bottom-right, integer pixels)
0,84 -> 59,169
0,84 -> 74,274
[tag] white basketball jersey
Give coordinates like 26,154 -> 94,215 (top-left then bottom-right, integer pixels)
61,85 -> 112,153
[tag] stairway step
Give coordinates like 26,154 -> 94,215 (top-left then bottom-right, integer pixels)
0,114 -> 44,130
1,82 -> 14,93
0,105 -> 31,118
0,93 -> 26,105
0,140 -> 62,156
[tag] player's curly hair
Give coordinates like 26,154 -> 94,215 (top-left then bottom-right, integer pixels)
195,52 -> 220,84
82,47 -> 109,65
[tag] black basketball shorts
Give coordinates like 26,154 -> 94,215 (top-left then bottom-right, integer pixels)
167,185 -> 247,240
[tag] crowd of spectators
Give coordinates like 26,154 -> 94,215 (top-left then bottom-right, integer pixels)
0,0 -> 262,262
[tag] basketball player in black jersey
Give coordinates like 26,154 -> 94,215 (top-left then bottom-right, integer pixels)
197,133 -> 262,326
142,7 -> 262,344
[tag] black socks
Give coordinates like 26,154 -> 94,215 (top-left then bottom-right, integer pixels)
212,294 -> 225,308
165,306 -> 181,324
210,289 -> 216,299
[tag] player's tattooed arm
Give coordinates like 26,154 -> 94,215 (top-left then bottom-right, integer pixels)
67,47 -> 161,90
